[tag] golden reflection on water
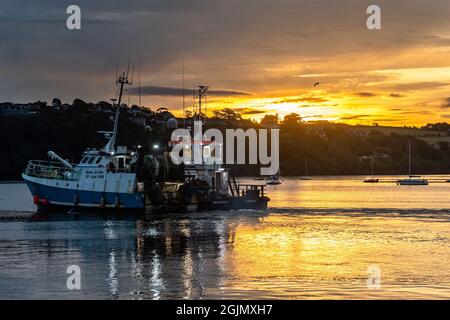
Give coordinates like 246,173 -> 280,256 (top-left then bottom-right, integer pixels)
266,177 -> 450,209
3,179 -> 449,299
102,178 -> 450,299
223,214 -> 450,299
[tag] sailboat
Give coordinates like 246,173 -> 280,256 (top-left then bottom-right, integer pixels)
397,140 -> 428,185
300,159 -> 311,180
363,157 -> 379,183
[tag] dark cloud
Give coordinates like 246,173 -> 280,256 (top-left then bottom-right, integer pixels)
397,110 -> 433,115
302,114 -> 326,119
371,118 -> 406,122
235,108 -> 266,115
355,92 -> 377,97
441,97 -> 450,108
300,96 -> 329,103
389,93 -> 405,98
298,104 -> 338,108
388,108 -> 433,115
0,0 -> 449,119
274,96 -> 328,104
129,86 -> 250,97
339,114 -> 372,120
384,82 -> 450,92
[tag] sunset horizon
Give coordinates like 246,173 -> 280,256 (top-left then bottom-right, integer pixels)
2,0 -> 449,127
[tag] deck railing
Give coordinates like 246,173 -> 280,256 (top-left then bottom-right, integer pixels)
25,160 -> 79,181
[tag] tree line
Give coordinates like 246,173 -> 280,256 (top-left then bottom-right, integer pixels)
0,106 -> 449,180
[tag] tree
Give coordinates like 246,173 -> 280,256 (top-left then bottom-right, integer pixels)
422,122 -> 450,132
212,108 -> 242,120
155,107 -> 174,120
260,114 -> 279,126
282,113 -> 302,126
52,98 -> 62,107
96,101 -> 112,112
72,98 -> 89,109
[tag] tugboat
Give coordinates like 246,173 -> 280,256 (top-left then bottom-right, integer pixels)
22,74 -> 270,214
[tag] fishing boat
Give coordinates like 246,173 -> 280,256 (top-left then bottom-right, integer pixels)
397,140 -> 428,186
22,71 -> 145,213
22,76 -> 270,213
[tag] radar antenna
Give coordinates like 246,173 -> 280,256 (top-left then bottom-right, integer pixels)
104,64 -> 132,153
195,85 -> 208,121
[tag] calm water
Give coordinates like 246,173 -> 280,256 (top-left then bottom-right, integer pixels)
0,176 -> 450,299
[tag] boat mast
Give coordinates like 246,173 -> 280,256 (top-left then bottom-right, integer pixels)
305,159 -> 308,177
104,69 -> 131,153
408,139 -> 412,176
197,85 -> 208,120
182,57 -> 185,118
138,53 -> 141,108
371,157 -> 374,176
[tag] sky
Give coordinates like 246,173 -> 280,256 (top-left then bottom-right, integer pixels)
1,0 -> 450,126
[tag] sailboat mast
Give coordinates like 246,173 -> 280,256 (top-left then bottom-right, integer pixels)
371,157 -> 374,176
305,159 -> 308,176
408,139 -> 412,176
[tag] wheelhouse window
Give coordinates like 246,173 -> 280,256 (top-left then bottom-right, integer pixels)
118,157 -> 125,169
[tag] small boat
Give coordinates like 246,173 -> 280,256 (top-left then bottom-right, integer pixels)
397,140 -> 428,186
266,168 -> 282,185
300,159 -> 311,180
397,178 -> 428,186
363,156 -> 379,183
266,174 -> 282,185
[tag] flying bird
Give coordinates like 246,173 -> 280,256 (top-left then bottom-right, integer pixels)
314,82 -> 320,87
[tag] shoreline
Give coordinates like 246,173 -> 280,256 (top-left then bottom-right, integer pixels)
1,173 -> 450,183
0,181 -> 25,184
0,210 -> 35,221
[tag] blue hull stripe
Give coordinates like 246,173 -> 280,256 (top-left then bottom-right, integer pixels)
25,180 -> 144,209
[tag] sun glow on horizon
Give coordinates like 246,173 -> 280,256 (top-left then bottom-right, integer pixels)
148,59 -> 450,127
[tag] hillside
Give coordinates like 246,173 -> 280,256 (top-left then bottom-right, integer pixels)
1,106 -> 449,179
